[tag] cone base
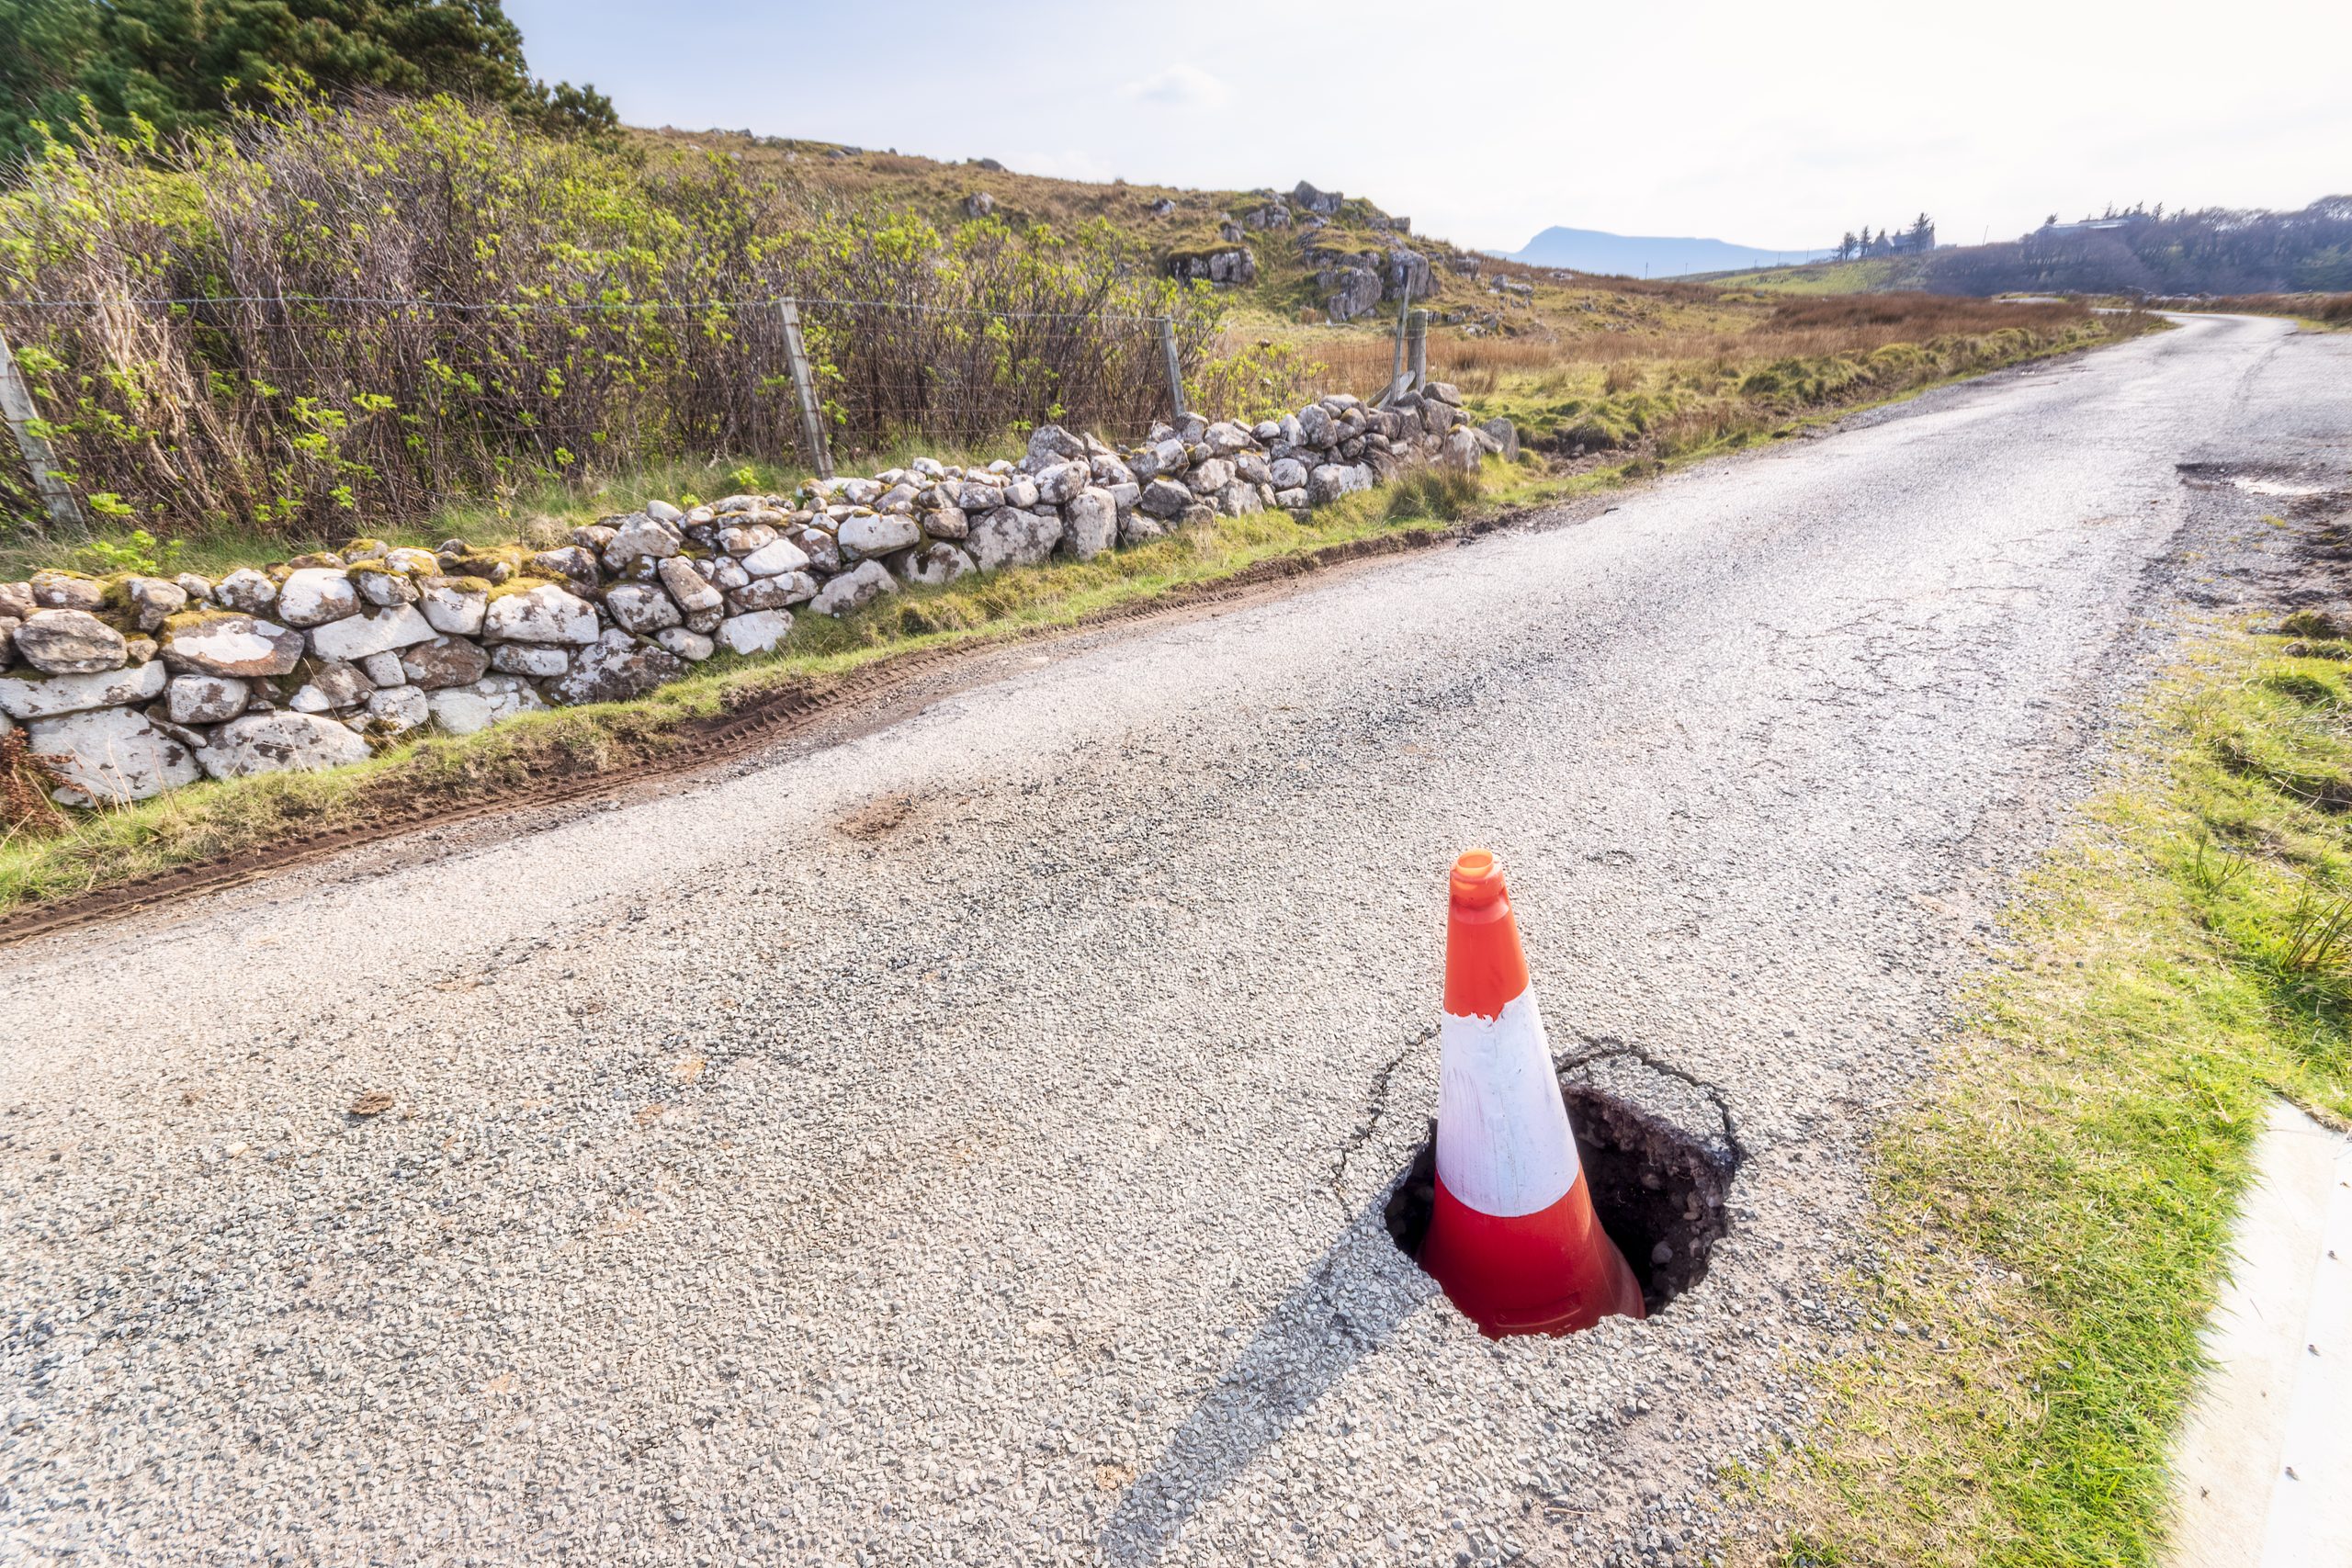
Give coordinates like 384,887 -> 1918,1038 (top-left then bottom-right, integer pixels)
1419,1171 -> 1646,1337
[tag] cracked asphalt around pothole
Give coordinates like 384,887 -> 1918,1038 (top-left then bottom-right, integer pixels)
6,313 -> 2350,1568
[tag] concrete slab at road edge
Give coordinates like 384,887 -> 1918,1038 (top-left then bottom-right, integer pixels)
2165,1103 -> 2352,1568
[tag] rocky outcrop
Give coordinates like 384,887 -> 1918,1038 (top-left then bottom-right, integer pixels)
1167,248 -> 1257,288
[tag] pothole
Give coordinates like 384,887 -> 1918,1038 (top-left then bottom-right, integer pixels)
1383,1048 -> 1741,1322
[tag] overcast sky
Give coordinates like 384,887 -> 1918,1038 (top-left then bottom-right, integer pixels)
507,0 -> 2348,254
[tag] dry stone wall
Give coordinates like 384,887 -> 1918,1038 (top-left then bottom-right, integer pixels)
0,386 -> 1510,808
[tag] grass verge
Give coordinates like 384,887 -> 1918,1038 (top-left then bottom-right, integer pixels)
1734,617 -> 2352,1567
0,466 -> 1515,913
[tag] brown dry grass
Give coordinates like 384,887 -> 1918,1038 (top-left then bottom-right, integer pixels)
1280,295 -> 2098,398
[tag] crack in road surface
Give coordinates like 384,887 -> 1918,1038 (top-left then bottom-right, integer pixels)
3,314 -> 2348,1566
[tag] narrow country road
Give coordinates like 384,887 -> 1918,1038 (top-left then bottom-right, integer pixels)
6,314 -> 2348,1568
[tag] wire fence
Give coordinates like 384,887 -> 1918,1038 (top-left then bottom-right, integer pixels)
0,292 -> 1212,539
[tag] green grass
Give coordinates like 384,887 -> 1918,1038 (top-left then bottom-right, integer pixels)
1737,623 -> 2352,1567
1703,258 -> 1920,295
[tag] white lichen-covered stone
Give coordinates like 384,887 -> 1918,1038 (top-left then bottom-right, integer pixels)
654,628 -> 716,662
1214,480 -> 1264,516
741,537 -> 812,579
418,576 -> 489,636
1187,457 -> 1236,494
289,660 -> 375,713
15,609 -> 126,674
838,513 -> 922,558
167,674 -> 249,725
1120,512 -> 1171,547
656,556 -> 725,615
605,582 -> 683,634
397,636 -> 491,690
29,571 -> 105,612
1059,488 -> 1118,563
1034,460 -> 1091,506
727,571 -> 819,612
277,568 -> 360,627
124,576 -> 187,632
28,705 -> 201,804
1137,478 -> 1192,519
808,559 -> 898,616
602,513 -> 684,568
546,629 -> 687,705
902,543 -> 977,587
425,675 -> 547,736
1201,421 -> 1253,456
714,610 -> 793,656
718,524 -> 776,557
968,507 -> 1064,573
489,644 -> 569,678
363,683 -> 431,736
211,568 -> 277,615
1308,462 -> 1374,505
0,658 -> 164,720
481,583 -> 599,644
353,567 -> 420,608
161,613 -> 303,678
196,711 -> 372,780
308,603 -> 435,662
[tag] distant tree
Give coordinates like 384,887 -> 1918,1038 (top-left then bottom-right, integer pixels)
2043,213 -> 2059,229
1838,231 -> 1858,261
1907,212 -> 1936,252
0,0 -> 614,164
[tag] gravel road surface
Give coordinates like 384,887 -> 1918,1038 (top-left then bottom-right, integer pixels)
6,313 -> 2349,1567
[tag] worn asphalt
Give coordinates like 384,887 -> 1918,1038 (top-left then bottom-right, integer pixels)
5,312 -> 2348,1567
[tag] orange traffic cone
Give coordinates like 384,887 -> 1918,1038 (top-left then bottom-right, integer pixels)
1417,850 -> 1645,1337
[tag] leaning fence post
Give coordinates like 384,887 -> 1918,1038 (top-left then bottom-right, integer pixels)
1408,309 -> 1430,393
1156,317 -> 1187,422
1382,275 -> 1416,405
0,321 -> 83,534
775,299 -> 832,481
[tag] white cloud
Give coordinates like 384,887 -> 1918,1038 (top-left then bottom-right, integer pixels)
1119,63 -> 1231,109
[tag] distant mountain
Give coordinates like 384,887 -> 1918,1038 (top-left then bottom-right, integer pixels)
1499,226 -> 1835,278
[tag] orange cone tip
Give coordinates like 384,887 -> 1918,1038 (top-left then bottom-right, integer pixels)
1418,849 -> 1646,1337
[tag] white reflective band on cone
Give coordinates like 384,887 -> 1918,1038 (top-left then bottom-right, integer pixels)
1435,988 -> 1582,1217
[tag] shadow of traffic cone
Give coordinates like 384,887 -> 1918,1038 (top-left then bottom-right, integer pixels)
1417,849 -> 1646,1337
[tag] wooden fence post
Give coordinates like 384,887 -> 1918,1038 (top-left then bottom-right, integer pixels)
1383,275 -> 1415,404
776,299 -> 832,481
1157,317 -> 1186,421
0,321 -> 83,534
